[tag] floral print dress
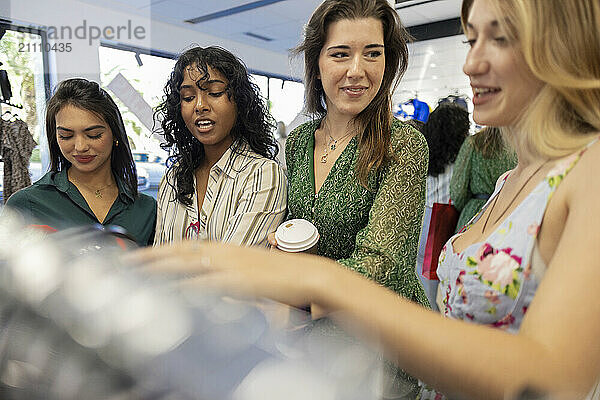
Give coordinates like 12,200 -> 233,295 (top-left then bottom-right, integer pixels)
419,141 -> 595,399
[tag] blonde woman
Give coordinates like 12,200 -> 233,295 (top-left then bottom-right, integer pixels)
137,0 -> 600,398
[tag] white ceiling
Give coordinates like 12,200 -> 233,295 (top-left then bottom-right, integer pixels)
76,0 -> 463,55
79,0 -> 470,109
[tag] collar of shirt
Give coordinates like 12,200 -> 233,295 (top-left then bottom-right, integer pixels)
39,169 -> 135,204
212,140 -> 260,179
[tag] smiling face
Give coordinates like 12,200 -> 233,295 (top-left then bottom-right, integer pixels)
179,64 -> 237,156
463,0 -> 544,127
317,17 -> 385,120
55,104 -> 114,175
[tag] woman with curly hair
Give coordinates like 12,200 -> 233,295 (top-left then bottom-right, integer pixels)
153,46 -> 287,246
422,103 -> 469,206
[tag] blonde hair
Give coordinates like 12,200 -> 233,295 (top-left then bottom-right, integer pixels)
462,0 -> 600,160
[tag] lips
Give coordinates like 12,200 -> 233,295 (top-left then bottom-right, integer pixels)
73,155 -> 96,163
194,117 -> 215,133
341,86 -> 368,98
472,86 -> 501,105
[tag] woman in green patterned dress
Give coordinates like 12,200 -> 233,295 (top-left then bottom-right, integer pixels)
268,0 -> 429,309
451,126 -> 517,232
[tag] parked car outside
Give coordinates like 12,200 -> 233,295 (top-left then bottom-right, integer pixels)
137,166 -> 150,191
132,151 -> 167,189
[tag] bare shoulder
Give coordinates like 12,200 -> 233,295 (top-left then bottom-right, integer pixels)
561,135 -> 600,202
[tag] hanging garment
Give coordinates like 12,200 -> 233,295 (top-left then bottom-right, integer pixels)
395,98 -> 431,122
0,117 -> 36,203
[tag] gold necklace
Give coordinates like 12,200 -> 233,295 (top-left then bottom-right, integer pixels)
70,176 -> 115,199
320,120 -> 355,164
480,160 -> 548,234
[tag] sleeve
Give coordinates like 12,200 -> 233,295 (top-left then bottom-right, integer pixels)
285,126 -> 299,178
338,125 -> 430,307
153,174 -> 168,246
222,161 -> 288,247
145,196 -> 157,246
450,136 -> 474,212
4,188 -> 33,218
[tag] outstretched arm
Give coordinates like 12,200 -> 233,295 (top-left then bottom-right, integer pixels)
133,144 -> 600,399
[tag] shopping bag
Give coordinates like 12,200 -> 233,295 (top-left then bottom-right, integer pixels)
422,202 -> 459,280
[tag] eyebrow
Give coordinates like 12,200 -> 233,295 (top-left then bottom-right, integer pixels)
56,125 -> 105,132
326,43 -> 384,51
180,79 -> 226,90
466,20 -> 499,31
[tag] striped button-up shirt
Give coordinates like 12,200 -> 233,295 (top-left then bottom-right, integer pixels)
154,143 -> 287,247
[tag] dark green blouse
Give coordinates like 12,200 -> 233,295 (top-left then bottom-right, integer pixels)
5,170 -> 156,246
286,118 -> 429,306
450,135 -> 518,232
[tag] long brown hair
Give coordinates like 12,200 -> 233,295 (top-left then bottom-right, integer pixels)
294,0 -> 411,187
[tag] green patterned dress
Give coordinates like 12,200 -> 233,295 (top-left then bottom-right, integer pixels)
286,118 -> 430,307
450,135 -> 518,232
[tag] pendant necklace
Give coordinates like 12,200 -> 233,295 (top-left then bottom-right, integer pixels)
70,176 -> 115,199
480,160 -> 549,234
320,119 -> 355,163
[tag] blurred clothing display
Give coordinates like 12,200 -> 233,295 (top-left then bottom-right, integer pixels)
426,164 -> 452,206
0,117 -> 35,202
5,169 -> 156,246
450,132 -> 518,232
396,98 -> 430,122
437,94 -> 469,111
417,104 -> 469,308
154,142 -> 287,247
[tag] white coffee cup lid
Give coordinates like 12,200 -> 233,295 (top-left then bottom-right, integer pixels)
275,219 -> 319,252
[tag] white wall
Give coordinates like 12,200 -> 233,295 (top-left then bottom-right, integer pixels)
2,0 -> 300,88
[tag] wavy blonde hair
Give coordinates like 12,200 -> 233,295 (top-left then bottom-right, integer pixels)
462,0 -> 600,160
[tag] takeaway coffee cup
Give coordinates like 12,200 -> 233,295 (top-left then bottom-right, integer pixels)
275,219 -> 319,253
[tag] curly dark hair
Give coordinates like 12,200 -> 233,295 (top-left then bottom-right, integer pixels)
423,103 -> 470,176
154,46 -> 277,206
46,78 -> 138,196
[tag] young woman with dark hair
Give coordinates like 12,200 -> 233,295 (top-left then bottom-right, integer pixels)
6,78 -> 156,246
153,46 -> 287,246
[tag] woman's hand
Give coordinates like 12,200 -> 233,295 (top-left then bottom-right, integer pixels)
267,231 -> 280,251
126,241 -> 333,308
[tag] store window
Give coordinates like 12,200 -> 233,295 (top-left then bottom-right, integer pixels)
250,73 -> 304,135
0,23 -> 49,203
99,44 -> 175,155
98,44 -> 304,196
0,24 -> 48,145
